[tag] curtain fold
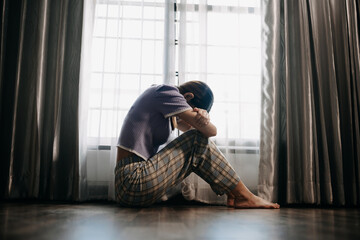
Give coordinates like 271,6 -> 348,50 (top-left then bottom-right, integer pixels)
259,0 -> 360,206
0,0 -> 84,200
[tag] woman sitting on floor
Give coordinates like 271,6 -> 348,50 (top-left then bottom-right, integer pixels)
115,81 -> 280,208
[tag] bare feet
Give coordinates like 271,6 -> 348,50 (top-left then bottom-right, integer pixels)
226,181 -> 280,209
232,194 -> 280,209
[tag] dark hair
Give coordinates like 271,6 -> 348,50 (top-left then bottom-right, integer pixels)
177,81 -> 214,112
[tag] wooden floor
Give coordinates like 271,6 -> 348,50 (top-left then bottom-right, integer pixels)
1,201 -> 360,240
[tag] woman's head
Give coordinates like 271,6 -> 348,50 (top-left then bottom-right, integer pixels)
177,81 -> 214,112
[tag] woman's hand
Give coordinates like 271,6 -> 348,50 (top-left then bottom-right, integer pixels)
193,108 -> 210,127
177,109 -> 217,137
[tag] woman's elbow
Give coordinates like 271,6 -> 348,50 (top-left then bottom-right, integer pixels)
204,125 -> 217,138
211,127 -> 217,137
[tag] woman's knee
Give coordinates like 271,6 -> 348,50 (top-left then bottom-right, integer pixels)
182,129 -> 209,143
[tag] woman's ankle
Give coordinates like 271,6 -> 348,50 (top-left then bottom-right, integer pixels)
230,181 -> 255,200
227,192 -> 235,207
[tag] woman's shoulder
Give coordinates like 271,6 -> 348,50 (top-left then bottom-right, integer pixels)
136,84 -> 181,103
138,84 -> 175,98
154,84 -> 181,97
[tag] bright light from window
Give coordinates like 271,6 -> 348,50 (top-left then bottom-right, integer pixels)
177,0 -> 261,145
88,0 -> 261,150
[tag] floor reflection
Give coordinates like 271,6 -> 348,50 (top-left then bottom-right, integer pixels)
1,203 -> 360,240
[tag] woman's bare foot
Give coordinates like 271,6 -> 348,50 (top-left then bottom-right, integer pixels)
233,195 -> 280,209
227,181 -> 280,209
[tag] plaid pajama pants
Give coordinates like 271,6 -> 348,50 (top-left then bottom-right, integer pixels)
115,129 -> 240,207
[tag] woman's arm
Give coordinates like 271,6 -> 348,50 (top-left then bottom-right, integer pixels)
176,108 -> 217,137
176,118 -> 193,132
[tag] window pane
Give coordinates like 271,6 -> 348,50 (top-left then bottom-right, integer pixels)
226,103 -> 241,139
122,20 -> 142,38
120,40 -> 141,73
122,5 -> 142,19
107,5 -> 120,18
95,4 -> 107,17
240,103 -> 260,140
120,74 -> 140,91
106,19 -> 119,37
238,48 -> 260,75
102,90 -> 115,108
207,75 -> 239,102
89,90 -> 101,108
185,46 -> 199,73
144,6 -> 165,20
90,73 -> 102,89
207,12 -> 238,46
104,39 -> 118,72
238,14 -> 261,47
239,76 -> 261,103
185,22 -> 199,44
88,109 -> 100,137
141,40 -> 156,74
207,46 -> 238,74
103,74 -> 117,90
143,21 -> 164,39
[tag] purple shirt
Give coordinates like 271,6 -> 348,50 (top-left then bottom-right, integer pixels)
117,84 -> 192,160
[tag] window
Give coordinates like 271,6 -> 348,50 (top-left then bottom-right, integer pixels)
81,0 -> 261,200
88,0 -> 261,153
175,0 -> 261,155
88,0 -> 166,148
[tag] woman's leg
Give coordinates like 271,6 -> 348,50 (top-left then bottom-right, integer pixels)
115,129 -> 279,208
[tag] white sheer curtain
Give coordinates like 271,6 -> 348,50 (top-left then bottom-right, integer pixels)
79,0 -> 167,200
178,0 -> 262,204
79,0 -> 261,204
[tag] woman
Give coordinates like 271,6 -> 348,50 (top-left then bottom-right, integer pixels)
115,81 -> 279,208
